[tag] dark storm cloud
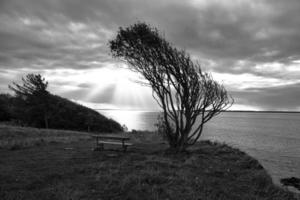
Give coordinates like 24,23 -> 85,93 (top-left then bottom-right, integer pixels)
2,0 -> 300,71
0,0 -> 300,110
0,0 -> 113,70
232,82 -> 300,111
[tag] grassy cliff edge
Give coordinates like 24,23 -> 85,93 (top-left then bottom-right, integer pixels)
0,125 -> 298,200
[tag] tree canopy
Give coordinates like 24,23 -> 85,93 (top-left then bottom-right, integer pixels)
9,74 -> 48,98
9,74 -> 51,128
110,22 -> 233,152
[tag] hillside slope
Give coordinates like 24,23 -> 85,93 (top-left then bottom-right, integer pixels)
0,93 -> 123,133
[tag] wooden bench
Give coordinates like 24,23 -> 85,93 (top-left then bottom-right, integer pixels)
92,134 -> 132,152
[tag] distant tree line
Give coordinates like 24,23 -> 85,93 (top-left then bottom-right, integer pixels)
0,74 -> 123,133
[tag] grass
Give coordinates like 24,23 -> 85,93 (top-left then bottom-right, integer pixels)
0,124 -> 90,150
0,124 -> 299,200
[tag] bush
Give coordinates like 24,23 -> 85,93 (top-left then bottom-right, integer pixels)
154,114 -> 172,142
0,94 -> 12,121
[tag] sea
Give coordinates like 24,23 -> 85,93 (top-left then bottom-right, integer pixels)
99,110 -> 300,187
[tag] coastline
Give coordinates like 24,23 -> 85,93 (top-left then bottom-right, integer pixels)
99,110 -> 300,191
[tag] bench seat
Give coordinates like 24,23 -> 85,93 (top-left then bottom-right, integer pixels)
98,141 -> 133,146
92,134 -> 132,152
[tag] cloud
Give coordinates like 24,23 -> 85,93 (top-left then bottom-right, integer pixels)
232,82 -> 300,111
1,0 -> 300,70
0,0 -> 300,110
0,1 -> 113,70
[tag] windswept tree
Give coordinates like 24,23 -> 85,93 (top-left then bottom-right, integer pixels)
9,74 -> 51,128
110,22 -> 233,152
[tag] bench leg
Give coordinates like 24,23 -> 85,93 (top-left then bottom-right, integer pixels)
99,143 -> 104,151
96,137 -> 99,149
94,138 -> 104,151
123,145 -> 127,152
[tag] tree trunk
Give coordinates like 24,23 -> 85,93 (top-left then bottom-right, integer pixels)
168,145 -> 187,153
167,138 -> 188,153
44,114 -> 49,129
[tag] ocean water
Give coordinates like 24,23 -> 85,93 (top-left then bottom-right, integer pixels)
99,110 -> 300,186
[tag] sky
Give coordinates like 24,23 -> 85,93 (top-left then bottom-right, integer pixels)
0,0 -> 300,111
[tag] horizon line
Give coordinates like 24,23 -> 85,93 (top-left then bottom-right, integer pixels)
94,108 -> 300,113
